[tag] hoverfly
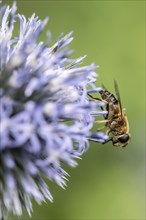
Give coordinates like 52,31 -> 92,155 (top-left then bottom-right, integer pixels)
89,80 -> 130,147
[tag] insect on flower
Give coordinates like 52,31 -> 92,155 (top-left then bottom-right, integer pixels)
88,80 -> 130,147
0,2 -> 109,218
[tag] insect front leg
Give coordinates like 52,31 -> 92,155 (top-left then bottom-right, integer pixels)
102,137 -> 112,144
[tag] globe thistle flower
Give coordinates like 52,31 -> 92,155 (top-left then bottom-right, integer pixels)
0,2 -> 108,219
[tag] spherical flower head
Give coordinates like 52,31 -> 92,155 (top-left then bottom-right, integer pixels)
0,2 -> 108,219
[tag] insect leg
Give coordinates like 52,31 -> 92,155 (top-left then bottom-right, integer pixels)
88,93 -> 102,101
96,126 -> 106,131
88,94 -> 108,104
88,94 -> 108,114
106,129 -> 111,135
95,120 -> 108,132
102,137 -> 112,144
95,119 -> 108,124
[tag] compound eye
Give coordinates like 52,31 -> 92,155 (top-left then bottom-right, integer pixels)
118,134 -> 129,143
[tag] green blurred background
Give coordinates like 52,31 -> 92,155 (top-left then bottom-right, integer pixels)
3,0 -> 145,219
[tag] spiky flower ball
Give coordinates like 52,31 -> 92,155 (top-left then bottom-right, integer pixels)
0,2 -> 108,219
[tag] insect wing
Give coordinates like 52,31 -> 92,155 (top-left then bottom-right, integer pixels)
114,80 -> 123,116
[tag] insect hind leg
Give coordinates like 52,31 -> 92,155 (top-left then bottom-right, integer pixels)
88,93 -> 102,101
88,93 -> 108,113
